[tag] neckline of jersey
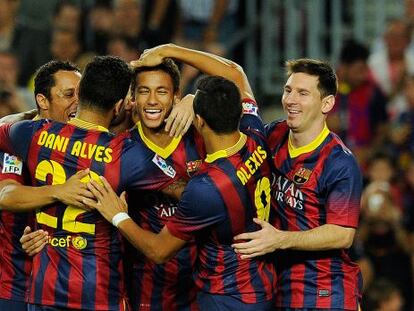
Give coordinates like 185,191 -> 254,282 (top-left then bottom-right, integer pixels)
68,117 -> 109,132
135,121 -> 182,158
205,132 -> 247,163
288,123 -> 330,158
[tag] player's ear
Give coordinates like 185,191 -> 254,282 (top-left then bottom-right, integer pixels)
36,94 -> 49,111
114,98 -> 124,116
124,97 -> 134,112
321,95 -> 335,114
173,93 -> 180,105
193,114 -> 205,131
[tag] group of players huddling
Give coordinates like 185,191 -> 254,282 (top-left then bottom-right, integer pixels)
0,44 -> 362,311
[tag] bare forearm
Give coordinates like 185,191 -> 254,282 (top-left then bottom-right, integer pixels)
0,181 -> 60,211
160,44 -> 253,98
281,224 -> 355,251
117,219 -> 179,264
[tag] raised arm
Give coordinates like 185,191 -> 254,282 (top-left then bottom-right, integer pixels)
0,109 -> 38,124
132,43 -> 254,100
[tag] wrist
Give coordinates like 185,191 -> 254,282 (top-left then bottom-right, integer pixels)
50,184 -> 63,202
164,43 -> 180,58
279,230 -> 294,250
112,212 -> 130,227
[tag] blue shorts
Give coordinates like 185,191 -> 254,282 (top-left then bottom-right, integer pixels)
0,298 -> 27,311
197,291 -> 273,311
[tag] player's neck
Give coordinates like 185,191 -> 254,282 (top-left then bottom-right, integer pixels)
203,131 -> 241,155
141,125 -> 174,148
289,122 -> 326,148
75,109 -> 112,130
109,111 -> 134,134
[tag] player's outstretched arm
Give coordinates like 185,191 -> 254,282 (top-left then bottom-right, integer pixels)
132,43 -> 254,100
0,169 -> 94,211
0,109 -> 38,124
83,177 -> 186,264
20,226 -> 49,256
232,218 -> 355,259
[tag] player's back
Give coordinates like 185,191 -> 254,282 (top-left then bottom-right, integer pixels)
0,118 -> 177,310
168,129 -> 275,304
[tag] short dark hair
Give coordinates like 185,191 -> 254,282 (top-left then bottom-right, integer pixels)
34,60 -> 80,104
339,39 -> 369,64
131,58 -> 180,96
79,55 -> 132,111
286,58 -> 337,98
194,75 -> 241,134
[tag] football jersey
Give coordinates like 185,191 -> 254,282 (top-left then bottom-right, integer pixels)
0,118 -> 180,310
167,100 -> 276,306
266,120 -> 362,310
125,97 -> 263,311
126,123 -> 204,311
0,151 -> 32,303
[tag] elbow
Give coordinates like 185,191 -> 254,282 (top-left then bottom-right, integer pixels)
338,230 -> 355,249
227,62 -> 246,83
0,181 -> 19,211
0,190 -> 12,210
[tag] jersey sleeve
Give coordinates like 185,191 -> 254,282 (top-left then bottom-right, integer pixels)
0,152 -> 27,184
239,98 -> 265,134
166,175 -> 227,241
324,149 -> 362,228
0,123 -> 14,154
0,120 -> 40,161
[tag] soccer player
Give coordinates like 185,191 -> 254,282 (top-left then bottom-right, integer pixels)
124,43 -> 274,310
125,59 -> 203,311
0,56 -> 183,311
84,75 -> 276,311
0,60 -> 90,311
232,59 -> 363,311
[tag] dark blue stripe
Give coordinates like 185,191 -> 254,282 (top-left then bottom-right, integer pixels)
33,249 -> 50,303
330,256 -> 344,308
303,259 -> 317,306
10,212 -> 31,300
107,229 -> 122,310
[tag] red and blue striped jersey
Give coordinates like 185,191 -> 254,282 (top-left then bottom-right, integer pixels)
0,151 -> 32,303
266,120 -> 362,310
167,110 -> 276,305
0,118 -> 180,310
126,123 -> 204,311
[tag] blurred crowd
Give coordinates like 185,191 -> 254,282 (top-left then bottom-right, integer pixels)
328,13 -> 414,311
1,0 -> 414,310
0,0 -> 240,115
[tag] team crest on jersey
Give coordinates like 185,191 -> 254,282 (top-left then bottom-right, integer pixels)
2,153 -> 23,175
293,167 -> 312,184
72,236 -> 87,250
186,160 -> 202,174
242,102 -> 258,116
152,154 -> 176,178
